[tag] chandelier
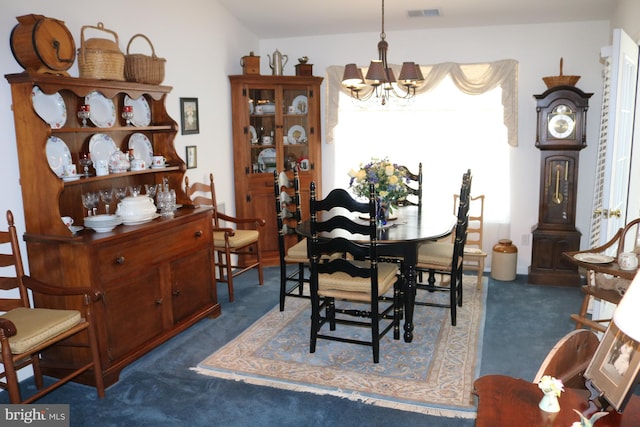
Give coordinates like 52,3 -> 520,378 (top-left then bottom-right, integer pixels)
342,0 -> 424,105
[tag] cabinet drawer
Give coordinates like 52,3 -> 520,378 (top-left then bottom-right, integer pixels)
98,218 -> 211,283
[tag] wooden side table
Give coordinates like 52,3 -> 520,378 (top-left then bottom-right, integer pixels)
473,375 -> 640,426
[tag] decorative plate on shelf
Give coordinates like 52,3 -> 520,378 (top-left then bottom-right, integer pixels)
46,136 -> 72,177
291,95 -> 307,114
32,86 -> 66,129
85,91 -> 116,127
128,133 -> 153,168
258,147 -> 276,173
89,133 -> 118,164
249,125 -> 258,143
124,95 -> 152,127
287,125 -> 306,144
573,253 -> 615,264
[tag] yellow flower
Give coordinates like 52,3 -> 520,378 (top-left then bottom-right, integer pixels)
347,169 -> 357,178
388,175 -> 399,185
385,164 -> 395,176
356,169 -> 367,181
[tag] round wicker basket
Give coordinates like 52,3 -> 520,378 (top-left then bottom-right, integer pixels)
543,58 -> 580,88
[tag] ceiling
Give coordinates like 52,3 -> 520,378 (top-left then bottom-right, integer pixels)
216,0 -> 616,39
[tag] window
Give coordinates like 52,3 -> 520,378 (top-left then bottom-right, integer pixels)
326,60 -> 518,248
334,75 -> 509,223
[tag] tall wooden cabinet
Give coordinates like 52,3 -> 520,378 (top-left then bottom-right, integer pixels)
229,75 -> 323,265
5,72 -> 220,387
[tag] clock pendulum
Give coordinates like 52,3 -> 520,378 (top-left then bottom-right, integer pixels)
528,85 -> 592,286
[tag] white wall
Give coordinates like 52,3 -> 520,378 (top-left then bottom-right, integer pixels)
0,0 -> 258,266
260,21 -> 610,274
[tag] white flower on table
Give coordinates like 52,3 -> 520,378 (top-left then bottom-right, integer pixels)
538,375 -> 564,397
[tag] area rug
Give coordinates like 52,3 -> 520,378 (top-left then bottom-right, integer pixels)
193,275 -> 487,418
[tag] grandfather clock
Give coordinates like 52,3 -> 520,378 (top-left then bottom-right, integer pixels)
529,85 -> 592,285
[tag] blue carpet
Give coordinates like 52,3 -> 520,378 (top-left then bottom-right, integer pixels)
0,268 -> 583,427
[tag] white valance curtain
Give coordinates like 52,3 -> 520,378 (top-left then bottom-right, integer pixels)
326,59 -> 519,146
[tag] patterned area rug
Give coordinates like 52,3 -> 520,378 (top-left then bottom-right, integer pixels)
194,275 -> 486,418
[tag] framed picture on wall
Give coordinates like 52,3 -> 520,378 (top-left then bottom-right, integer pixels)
584,322 -> 640,412
180,98 -> 199,135
186,145 -> 197,169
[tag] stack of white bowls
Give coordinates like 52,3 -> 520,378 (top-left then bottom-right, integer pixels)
84,214 -> 123,233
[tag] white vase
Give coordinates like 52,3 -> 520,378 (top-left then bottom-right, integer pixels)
538,392 -> 560,413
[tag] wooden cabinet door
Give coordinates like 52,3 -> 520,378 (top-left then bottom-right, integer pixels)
103,268 -> 165,362
171,248 -> 215,323
247,183 -> 279,262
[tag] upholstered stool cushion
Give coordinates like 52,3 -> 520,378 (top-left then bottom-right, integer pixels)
213,229 -> 259,248
418,242 -> 453,267
318,261 -> 398,302
1,307 -> 81,354
285,238 -> 308,262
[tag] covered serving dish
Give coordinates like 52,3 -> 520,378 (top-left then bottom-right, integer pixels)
116,195 -> 156,224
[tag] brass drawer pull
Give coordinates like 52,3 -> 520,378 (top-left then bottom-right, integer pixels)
172,289 -> 181,296
194,230 -> 203,238
155,298 -> 163,305
115,256 -> 125,264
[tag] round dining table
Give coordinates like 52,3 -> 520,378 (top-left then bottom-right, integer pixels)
296,205 -> 456,343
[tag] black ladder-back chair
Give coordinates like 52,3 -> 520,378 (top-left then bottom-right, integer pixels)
397,163 -> 423,209
415,169 -> 472,326
274,169 -> 309,311
309,183 -> 402,363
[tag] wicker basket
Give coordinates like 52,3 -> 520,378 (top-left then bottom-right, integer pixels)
124,34 -> 166,85
543,58 -> 580,89
78,22 -> 125,81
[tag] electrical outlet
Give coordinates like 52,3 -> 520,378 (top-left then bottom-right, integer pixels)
520,234 -> 530,246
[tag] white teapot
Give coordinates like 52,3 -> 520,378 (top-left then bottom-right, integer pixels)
116,195 -> 156,223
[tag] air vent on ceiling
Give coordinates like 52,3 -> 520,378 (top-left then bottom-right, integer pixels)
408,9 -> 441,18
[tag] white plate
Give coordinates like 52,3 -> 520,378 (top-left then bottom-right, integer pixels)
89,134 -> 118,164
151,164 -> 167,169
46,136 -> 72,177
287,125 -> 306,144
258,147 -> 276,173
62,175 -> 81,182
69,225 -> 84,234
122,213 -> 160,225
85,91 -> 116,127
291,95 -> 308,114
573,253 -> 615,264
32,86 -> 67,129
128,133 -> 153,168
249,125 -> 257,143
124,95 -> 152,127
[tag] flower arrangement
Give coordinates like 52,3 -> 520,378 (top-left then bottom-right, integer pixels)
538,375 -> 565,413
538,375 -> 565,397
348,157 -> 408,209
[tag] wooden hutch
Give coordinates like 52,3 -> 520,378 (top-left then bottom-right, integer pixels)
5,72 -> 220,387
229,74 -> 323,265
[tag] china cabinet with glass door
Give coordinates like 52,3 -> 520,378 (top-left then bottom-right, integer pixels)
229,75 -> 323,265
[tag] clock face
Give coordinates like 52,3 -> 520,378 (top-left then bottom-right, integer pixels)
547,104 -> 576,139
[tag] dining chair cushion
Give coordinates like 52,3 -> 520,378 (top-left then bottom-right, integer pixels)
318,260 -> 398,302
213,229 -> 259,248
418,241 -> 454,267
284,238 -> 308,262
1,307 -> 81,354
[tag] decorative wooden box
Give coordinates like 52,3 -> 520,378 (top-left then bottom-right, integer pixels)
295,63 -> 313,76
